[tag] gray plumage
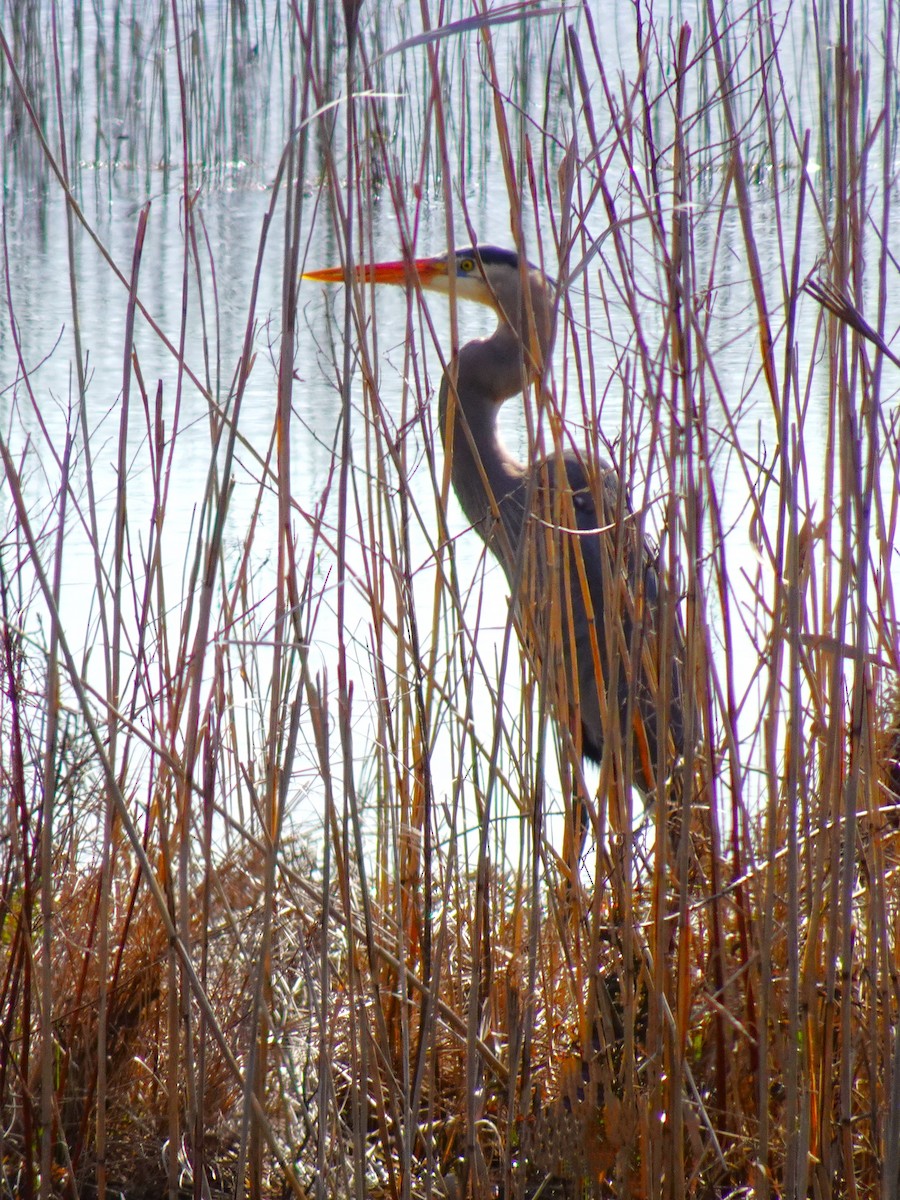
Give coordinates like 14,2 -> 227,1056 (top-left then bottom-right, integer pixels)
432,246 -> 685,796
306,244 -> 686,805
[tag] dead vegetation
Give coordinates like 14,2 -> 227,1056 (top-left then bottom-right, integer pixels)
1,1 -> 900,1197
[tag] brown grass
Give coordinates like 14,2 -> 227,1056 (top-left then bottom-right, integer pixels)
1,1 -> 899,1198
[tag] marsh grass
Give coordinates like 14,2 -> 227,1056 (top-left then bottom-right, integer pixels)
1,1 -> 899,1198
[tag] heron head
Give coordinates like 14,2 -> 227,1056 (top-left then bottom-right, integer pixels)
410,245 -> 528,308
306,245 -> 542,308
304,244 -> 553,360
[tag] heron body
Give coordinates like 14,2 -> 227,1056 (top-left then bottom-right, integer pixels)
305,245 -> 685,819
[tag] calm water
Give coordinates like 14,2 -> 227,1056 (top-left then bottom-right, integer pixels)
2,0 -> 898,845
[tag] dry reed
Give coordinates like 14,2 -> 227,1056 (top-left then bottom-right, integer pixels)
1,2 -> 899,1199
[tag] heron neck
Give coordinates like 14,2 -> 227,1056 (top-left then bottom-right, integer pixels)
437,323 -> 528,537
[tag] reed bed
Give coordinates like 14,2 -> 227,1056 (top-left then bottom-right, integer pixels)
1,1 -> 899,1198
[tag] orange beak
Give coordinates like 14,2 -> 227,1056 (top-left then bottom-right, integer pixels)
303,256 -> 447,287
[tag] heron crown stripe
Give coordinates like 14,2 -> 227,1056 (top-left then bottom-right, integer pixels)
461,245 -> 519,269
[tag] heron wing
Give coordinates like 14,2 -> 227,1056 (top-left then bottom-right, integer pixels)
544,450 -> 685,787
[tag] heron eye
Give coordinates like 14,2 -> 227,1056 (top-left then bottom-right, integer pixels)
459,257 -> 475,274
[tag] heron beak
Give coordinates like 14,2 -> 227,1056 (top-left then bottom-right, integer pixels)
303,256 -> 448,286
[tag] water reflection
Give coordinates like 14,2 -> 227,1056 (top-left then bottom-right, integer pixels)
1,0 -> 898,848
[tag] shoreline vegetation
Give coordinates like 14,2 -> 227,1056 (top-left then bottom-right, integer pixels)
1,2 -> 899,1197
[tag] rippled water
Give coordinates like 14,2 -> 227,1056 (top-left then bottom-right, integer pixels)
2,0 -> 898,844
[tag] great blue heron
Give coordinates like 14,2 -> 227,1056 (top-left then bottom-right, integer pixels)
305,244 -> 685,838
